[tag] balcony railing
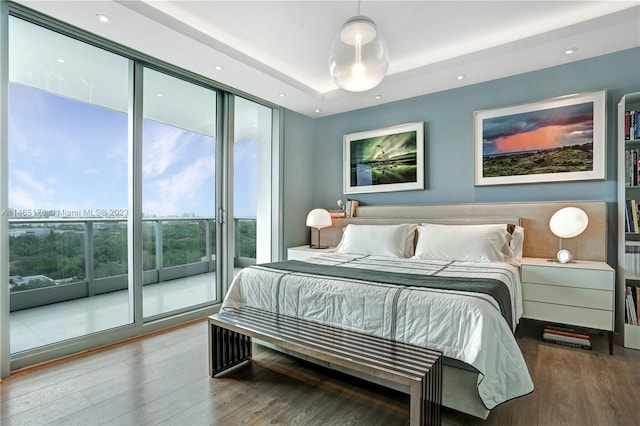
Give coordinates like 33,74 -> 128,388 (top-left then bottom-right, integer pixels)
8,217 -> 256,311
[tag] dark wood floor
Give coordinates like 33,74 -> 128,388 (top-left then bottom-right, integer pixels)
1,318 -> 639,426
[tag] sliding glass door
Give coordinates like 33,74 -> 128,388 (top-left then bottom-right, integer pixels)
141,68 -> 218,319
0,6 -> 280,375
7,16 -> 131,352
233,96 -> 275,272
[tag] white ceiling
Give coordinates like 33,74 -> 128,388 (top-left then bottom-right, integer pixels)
15,0 -> 640,118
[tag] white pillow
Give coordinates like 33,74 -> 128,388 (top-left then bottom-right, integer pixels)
413,223 -> 511,262
336,224 -> 417,258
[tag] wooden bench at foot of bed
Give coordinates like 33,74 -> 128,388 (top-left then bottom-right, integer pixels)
208,306 -> 443,426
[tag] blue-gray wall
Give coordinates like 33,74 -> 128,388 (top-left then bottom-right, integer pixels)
282,109 -> 316,251
283,48 -> 640,253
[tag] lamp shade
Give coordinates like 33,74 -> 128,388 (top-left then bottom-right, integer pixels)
306,208 -> 332,229
549,207 -> 589,238
328,15 -> 389,92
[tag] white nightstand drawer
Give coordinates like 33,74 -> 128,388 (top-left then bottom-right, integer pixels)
522,283 -> 613,310
523,301 -> 613,331
521,265 -> 612,291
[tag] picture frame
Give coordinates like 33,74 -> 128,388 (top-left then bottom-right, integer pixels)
343,122 -> 424,194
474,91 -> 606,186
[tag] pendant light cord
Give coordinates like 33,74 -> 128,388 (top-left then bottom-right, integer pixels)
357,0 -> 362,15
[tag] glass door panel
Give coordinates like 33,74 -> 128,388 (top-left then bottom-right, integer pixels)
7,17 -> 130,353
232,97 -> 273,274
141,68 -> 217,318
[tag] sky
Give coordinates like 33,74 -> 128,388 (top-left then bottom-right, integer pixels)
482,102 -> 594,157
8,83 -> 257,219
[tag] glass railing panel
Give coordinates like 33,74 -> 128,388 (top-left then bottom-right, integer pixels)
93,220 -> 128,279
235,218 -> 257,259
210,219 -> 216,259
8,217 -> 222,314
143,221 -> 157,271
162,219 -> 207,267
9,221 -> 86,293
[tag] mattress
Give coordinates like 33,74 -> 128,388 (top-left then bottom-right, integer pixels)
221,253 -> 534,410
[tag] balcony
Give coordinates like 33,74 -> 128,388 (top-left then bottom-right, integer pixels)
8,217 -> 255,354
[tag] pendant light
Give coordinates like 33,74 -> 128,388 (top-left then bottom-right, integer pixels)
328,1 -> 389,92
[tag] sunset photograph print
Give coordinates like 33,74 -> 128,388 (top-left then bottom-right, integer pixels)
482,101 -> 594,178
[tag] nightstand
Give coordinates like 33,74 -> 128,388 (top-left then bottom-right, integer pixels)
287,245 -> 336,260
520,257 -> 615,355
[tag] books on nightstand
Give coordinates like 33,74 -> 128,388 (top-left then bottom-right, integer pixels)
542,325 -> 591,350
345,199 -> 359,218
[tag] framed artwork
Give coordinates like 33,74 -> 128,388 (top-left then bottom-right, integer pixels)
474,91 -> 606,186
343,122 -> 424,194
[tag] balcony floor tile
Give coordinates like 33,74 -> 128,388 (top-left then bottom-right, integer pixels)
9,272 -> 218,354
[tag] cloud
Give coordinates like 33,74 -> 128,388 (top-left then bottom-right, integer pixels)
106,141 -> 128,163
483,102 -> 593,142
8,116 -> 29,153
494,125 -> 565,153
144,155 -> 215,216
12,170 -> 54,199
9,170 -> 56,210
143,125 -> 188,178
9,187 -> 40,210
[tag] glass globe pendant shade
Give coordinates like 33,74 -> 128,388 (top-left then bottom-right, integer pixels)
328,15 -> 389,92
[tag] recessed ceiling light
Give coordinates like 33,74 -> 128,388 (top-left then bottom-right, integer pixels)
57,58 -> 65,63
214,65 -> 223,71
564,48 -> 577,55
157,93 -> 163,97
95,14 -> 111,23
315,108 -> 321,113
373,95 -> 382,100
279,93 -> 286,98
456,74 -> 465,80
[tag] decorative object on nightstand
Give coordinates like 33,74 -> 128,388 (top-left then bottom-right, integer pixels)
549,207 -> 589,263
329,199 -> 346,218
306,208 -> 332,249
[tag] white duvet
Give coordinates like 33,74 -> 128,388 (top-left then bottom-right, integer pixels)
222,253 -> 534,410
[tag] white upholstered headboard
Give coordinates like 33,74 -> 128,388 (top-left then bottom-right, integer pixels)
315,201 -> 607,262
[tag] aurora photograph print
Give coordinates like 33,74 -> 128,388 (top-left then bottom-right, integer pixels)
344,122 -> 424,194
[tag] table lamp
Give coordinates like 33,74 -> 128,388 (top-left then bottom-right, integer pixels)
306,208 -> 332,249
549,207 -> 589,263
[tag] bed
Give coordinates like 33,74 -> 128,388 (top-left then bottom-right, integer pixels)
220,201 -> 607,419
